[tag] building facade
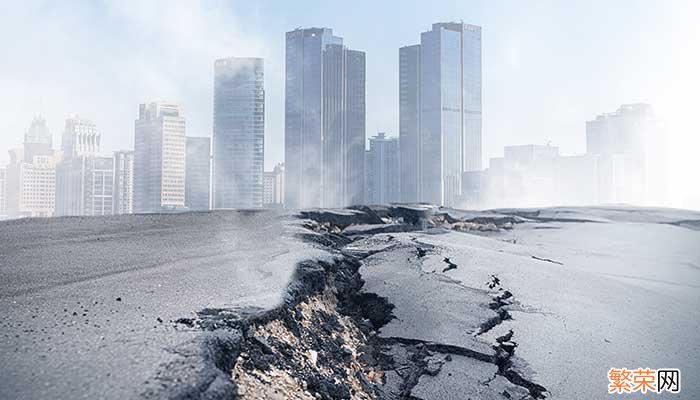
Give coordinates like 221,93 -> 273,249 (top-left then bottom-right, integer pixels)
285,27 -> 366,209
400,22 -> 482,206
56,156 -> 114,216
213,58 -> 264,209
365,132 -> 400,205
5,117 -> 57,218
56,117 -> 114,216
6,151 -> 57,218
263,163 -> 285,208
61,117 -> 100,159
113,150 -> 134,214
134,102 -> 186,213
185,136 -> 211,211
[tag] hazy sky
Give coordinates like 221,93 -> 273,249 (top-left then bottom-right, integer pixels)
1,0 -> 698,207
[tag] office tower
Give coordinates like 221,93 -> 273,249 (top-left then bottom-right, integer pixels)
263,163 -> 285,208
399,44 -> 421,203
5,117 -> 57,218
285,27 -> 366,209
0,167 -> 6,218
22,115 -> 53,162
56,117 -> 114,216
185,136 -> 211,211
61,118 -> 100,159
400,22 -> 483,206
213,58 -> 264,209
134,102 -> 186,213
586,103 -> 667,205
365,132 -> 400,204
113,150 -> 134,214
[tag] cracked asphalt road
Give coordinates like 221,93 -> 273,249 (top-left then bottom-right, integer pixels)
1,205 -> 698,399
0,210 -> 322,400
352,206 -> 700,399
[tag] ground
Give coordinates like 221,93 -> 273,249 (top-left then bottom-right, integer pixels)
0,205 -> 698,399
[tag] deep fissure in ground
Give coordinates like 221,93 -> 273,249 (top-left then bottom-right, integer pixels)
152,206 -> 548,399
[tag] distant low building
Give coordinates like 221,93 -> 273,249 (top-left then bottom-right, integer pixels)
365,132 -> 400,205
483,144 -> 561,208
263,163 -> 284,208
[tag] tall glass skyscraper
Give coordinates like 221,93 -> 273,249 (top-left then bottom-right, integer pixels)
213,57 -> 264,209
285,27 -> 365,209
400,22 -> 482,207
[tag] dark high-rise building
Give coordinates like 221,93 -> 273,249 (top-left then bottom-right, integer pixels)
365,132 -> 400,205
213,57 -> 264,209
185,136 -> 211,211
285,27 -> 366,209
134,102 -> 186,213
400,22 -> 482,206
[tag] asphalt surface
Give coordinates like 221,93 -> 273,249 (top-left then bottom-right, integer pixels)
0,210 -> 322,400
1,205 -> 698,399
353,206 -> 700,399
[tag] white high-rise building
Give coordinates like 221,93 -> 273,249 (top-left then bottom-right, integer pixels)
6,151 -> 57,218
5,117 -> 57,218
134,102 -> 186,213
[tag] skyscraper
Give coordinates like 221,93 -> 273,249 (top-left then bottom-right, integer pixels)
61,117 -> 100,159
56,117 -> 114,216
399,44 -> 421,203
22,115 -> 53,163
285,27 -> 366,209
365,132 -> 400,205
134,102 -> 186,213
400,22 -> 483,206
185,136 -> 211,211
213,57 -> 264,209
5,116 -> 57,218
113,150 -> 134,214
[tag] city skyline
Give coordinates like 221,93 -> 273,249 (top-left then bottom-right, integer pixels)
0,1 -> 698,209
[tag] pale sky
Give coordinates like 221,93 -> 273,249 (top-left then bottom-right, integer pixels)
1,0 -> 698,208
